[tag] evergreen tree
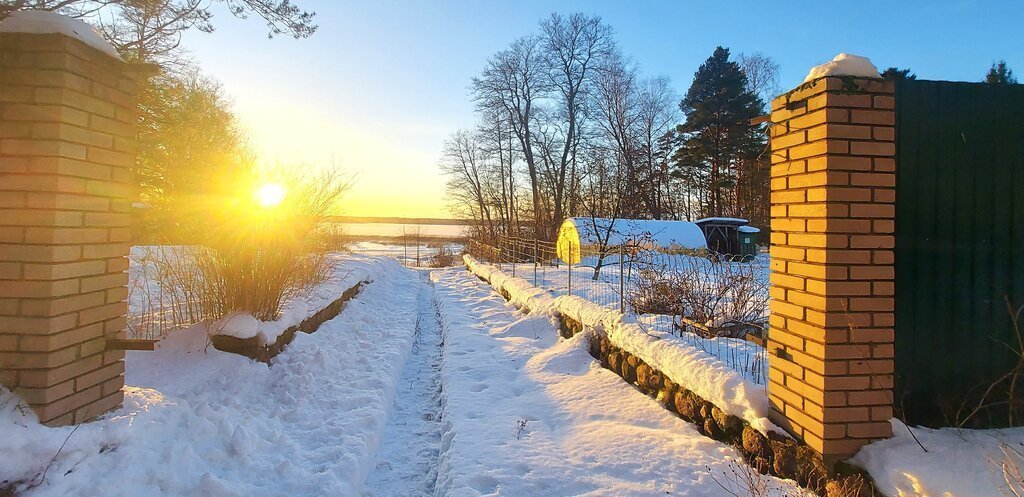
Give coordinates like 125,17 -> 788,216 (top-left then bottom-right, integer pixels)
985,60 -> 1018,84
881,67 -> 917,81
674,46 -> 764,218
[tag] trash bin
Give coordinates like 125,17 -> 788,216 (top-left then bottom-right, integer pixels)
737,226 -> 760,260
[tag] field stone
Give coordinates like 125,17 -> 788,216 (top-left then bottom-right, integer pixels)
662,378 -> 676,392
796,446 -> 830,492
703,417 -> 723,440
825,474 -> 874,497
626,355 -> 639,368
636,364 -> 654,391
742,426 -> 770,459
711,407 -> 743,440
771,440 -> 798,480
674,392 -> 696,420
608,351 -> 621,371
621,361 -> 637,384
700,402 -> 714,421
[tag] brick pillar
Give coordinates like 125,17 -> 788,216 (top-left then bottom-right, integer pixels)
767,76 -> 896,461
0,28 -> 141,424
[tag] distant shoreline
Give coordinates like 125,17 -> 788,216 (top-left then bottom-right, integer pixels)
327,216 -> 471,226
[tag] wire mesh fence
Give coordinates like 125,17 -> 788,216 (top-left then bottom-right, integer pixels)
466,235 -> 770,387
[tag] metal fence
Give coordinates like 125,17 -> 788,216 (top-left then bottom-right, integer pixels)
466,236 -> 770,386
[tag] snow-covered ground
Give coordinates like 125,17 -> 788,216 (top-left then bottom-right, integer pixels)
2,256 -> 421,496
430,266 -> 806,496
362,272 -> 443,496
854,419 -> 1024,497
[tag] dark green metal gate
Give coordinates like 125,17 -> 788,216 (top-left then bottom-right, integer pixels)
895,79 -> 1024,427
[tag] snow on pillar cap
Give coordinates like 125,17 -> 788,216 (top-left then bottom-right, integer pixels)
802,53 -> 880,83
0,10 -> 122,61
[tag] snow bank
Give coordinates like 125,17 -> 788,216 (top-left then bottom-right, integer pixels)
211,311 -> 260,339
853,420 -> 1024,497
803,53 -> 880,83
0,10 -> 121,60
1,256 -> 421,496
431,267 -> 804,496
463,254 -> 778,434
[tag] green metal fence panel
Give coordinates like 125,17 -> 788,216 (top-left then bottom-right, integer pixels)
895,79 -> 1024,427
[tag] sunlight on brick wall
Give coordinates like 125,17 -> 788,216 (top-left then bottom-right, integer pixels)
0,31 -> 141,425
767,77 -> 896,460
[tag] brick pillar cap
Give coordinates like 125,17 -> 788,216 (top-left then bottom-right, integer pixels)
0,10 -> 122,61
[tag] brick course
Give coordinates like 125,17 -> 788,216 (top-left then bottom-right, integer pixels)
0,32 -> 139,425
767,77 -> 895,461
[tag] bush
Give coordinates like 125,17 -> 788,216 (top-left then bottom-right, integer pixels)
130,168 -> 350,337
428,243 -> 459,268
626,251 -> 769,336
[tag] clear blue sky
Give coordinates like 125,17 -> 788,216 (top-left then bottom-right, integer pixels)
181,0 -> 1024,217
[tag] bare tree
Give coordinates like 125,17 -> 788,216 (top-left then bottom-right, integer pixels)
538,12 -> 615,239
737,52 -> 781,112
635,76 -> 679,219
472,35 -> 547,239
440,130 -> 496,242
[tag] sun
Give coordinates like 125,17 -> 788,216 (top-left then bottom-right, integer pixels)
254,182 -> 286,208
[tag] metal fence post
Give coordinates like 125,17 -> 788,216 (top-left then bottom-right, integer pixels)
533,238 -> 538,286
619,243 -> 625,314
568,241 -> 573,297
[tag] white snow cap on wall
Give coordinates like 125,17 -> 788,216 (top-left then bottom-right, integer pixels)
802,53 -> 880,83
0,10 -> 121,60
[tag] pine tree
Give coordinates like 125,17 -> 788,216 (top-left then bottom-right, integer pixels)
881,67 -> 917,81
985,60 -> 1018,84
674,46 -> 764,218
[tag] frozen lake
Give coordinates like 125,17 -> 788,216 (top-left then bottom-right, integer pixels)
337,222 -> 467,238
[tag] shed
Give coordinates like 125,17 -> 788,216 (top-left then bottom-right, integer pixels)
694,217 -> 760,257
556,218 -> 707,264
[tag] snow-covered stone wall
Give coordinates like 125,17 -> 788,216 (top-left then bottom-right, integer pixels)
463,254 -> 880,495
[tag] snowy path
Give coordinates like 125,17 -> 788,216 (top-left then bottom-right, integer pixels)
362,272 -> 443,496
1,257 -> 423,497
430,267 -> 806,497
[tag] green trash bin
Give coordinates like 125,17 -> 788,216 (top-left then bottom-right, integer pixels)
737,226 -> 760,260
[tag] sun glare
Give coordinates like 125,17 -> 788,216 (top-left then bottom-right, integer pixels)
255,182 -> 286,208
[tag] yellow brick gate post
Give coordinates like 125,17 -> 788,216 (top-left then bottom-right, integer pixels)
767,66 -> 896,461
0,13 -> 145,425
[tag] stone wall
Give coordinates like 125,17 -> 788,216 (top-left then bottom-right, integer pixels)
0,31 -> 142,425
211,280 -> 368,362
767,76 -> 897,460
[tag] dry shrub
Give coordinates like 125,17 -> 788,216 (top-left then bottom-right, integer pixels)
428,243 -> 458,268
627,251 -> 769,334
708,460 -> 808,497
956,301 -> 1024,428
130,168 -> 350,336
999,443 -> 1024,497
128,246 -> 218,339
